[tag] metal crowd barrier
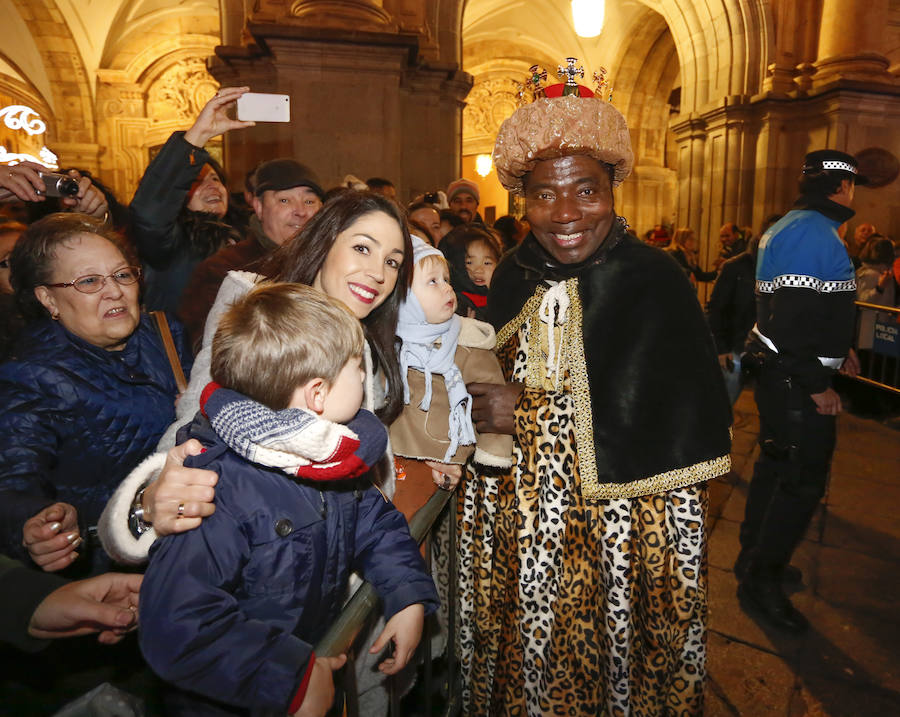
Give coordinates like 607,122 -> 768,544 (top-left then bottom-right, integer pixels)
315,486 -> 462,716
853,300 -> 900,395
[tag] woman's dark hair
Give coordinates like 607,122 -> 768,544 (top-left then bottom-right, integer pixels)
860,235 -> 893,266
262,190 -> 413,424
798,169 -> 853,198
492,215 -> 519,252
463,226 -> 503,262
11,213 -> 132,322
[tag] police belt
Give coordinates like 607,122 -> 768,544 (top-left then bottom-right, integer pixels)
751,325 -> 844,369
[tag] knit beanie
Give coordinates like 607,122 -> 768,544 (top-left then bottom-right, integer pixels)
446,178 -> 480,204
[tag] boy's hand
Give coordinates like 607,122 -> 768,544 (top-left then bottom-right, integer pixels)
369,603 -> 425,675
293,654 -> 346,717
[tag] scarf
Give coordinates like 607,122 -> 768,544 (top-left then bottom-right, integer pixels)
397,241 -> 476,462
199,382 -> 387,481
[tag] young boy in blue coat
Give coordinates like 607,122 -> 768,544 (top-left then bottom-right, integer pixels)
138,283 -> 439,716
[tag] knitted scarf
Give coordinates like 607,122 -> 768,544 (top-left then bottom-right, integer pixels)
199,382 -> 387,481
397,269 -> 476,462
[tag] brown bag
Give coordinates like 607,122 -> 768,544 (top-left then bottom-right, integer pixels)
150,311 -> 187,394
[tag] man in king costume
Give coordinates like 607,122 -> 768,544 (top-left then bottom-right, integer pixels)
460,81 -> 733,715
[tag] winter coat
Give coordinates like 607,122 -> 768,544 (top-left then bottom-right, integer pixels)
754,195 -> 857,393
175,217 -> 275,350
0,315 -> 192,570
390,318 -> 512,469
0,554 -> 67,652
138,413 -> 438,716
130,132 -> 243,313
706,251 -> 757,354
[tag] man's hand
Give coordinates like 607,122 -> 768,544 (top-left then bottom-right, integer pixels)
468,381 -> 524,436
22,503 -> 81,572
369,603 -> 425,675
0,161 -> 46,202
28,572 -> 141,644
184,86 -> 255,148
293,654 -> 346,717
839,348 -> 860,378
146,439 -> 218,537
810,387 -> 842,415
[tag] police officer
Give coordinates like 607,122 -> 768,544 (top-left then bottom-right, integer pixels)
737,150 -> 864,633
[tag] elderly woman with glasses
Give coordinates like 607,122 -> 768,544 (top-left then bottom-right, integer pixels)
0,213 -> 192,577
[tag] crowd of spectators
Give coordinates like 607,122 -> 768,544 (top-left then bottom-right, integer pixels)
0,82 -> 896,716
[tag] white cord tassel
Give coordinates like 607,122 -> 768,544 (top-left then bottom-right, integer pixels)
539,281 -> 569,381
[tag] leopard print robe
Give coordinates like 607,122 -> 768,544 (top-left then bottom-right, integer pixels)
458,280 -> 713,716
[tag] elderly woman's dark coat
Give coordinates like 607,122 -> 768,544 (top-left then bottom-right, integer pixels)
0,315 -> 192,574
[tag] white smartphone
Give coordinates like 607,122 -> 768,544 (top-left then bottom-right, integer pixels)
236,93 -> 290,123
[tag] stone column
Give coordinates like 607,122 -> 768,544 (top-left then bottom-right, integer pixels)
814,0 -> 892,84
209,1 -> 471,200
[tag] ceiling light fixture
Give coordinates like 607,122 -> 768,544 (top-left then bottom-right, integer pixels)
571,0 -> 605,38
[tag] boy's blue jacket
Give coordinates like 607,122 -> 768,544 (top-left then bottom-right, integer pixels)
139,411 -> 438,715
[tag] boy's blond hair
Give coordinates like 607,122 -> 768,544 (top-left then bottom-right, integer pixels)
211,282 -> 365,410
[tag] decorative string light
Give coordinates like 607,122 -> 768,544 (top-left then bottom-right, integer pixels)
571,0 -> 605,38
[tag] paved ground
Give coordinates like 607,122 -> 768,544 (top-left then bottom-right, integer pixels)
705,388 -> 900,716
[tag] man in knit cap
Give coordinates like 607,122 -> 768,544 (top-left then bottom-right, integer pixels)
445,178 -> 483,225
459,83 -> 732,715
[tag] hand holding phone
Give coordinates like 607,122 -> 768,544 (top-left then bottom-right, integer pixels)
236,93 -> 290,123
184,87 -> 256,148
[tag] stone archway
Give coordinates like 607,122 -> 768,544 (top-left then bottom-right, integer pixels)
9,0 -> 98,171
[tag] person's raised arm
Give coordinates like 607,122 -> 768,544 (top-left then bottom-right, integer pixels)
129,86 -> 253,267
183,86 -> 255,149
0,161 -> 46,203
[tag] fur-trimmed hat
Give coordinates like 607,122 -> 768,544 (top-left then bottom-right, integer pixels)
492,95 -> 634,195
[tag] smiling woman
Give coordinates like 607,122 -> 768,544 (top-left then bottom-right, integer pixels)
0,213 -> 192,577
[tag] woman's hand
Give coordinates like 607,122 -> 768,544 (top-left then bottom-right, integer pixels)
424,461 -> 462,491
467,381 -> 525,436
22,502 -> 81,572
145,439 -> 218,537
183,86 -> 255,148
0,161 -> 46,203
369,603 -> 425,675
29,572 -> 142,644
62,170 -> 108,218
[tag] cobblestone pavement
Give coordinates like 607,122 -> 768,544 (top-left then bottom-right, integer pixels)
705,389 -> 900,716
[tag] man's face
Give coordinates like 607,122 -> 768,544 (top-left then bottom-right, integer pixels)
719,224 -> 739,247
524,155 -> 615,265
253,186 -> 323,246
449,192 -> 479,223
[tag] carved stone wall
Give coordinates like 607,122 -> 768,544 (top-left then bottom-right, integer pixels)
96,42 -> 220,201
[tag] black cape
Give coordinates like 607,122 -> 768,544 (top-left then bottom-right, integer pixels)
487,219 -> 732,490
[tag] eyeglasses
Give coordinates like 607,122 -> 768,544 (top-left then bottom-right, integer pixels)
44,266 -> 142,294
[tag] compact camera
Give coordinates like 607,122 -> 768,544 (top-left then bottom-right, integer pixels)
37,171 -> 80,199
